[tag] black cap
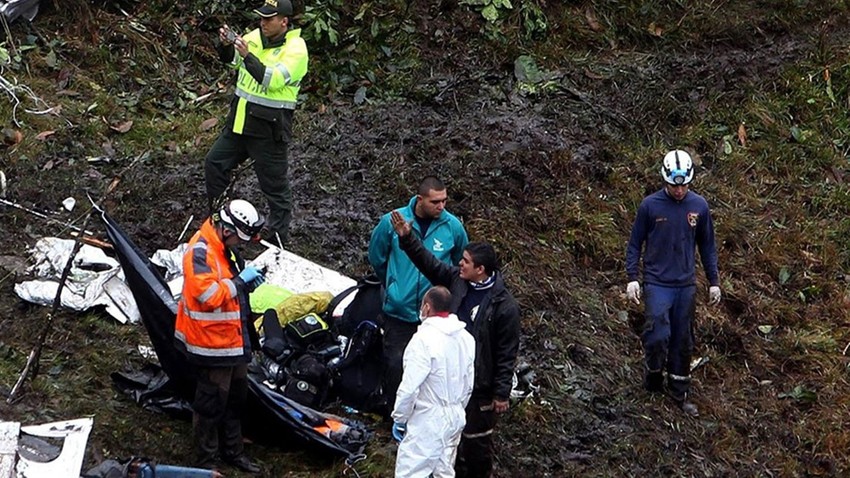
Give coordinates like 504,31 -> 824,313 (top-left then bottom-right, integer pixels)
254,0 -> 293,17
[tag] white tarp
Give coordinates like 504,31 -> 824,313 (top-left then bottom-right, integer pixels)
161,243 -> 356,304
250,245 -> 356,296
14,238 -> 139,324
15,237 -> 356,325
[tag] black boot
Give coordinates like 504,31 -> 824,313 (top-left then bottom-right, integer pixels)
643,371 -> 664,393
674,397 -> 699,417
223,453 -> 261,473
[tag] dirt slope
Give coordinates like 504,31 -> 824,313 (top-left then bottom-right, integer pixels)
1,1 -> 850,476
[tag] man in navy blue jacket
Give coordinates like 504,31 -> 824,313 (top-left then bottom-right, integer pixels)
625,149 -> 721,417
390,210 -> 520,478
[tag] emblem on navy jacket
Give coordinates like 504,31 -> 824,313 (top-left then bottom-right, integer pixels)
687,212 -> 699,227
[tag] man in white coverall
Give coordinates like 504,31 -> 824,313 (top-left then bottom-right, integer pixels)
392,286 -> 476,478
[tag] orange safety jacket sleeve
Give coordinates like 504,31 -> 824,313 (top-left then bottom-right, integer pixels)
184,240 -> 240,310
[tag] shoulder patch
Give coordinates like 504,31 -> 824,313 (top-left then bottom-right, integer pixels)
688,212 -> 699,227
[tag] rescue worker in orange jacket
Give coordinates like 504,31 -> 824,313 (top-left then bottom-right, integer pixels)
174,199 -> 266,474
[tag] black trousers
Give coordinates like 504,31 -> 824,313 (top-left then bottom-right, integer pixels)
205,129 -> 292,243
381,315 -> 420,414
192,363 -> 249,465
456,397 -> 497,478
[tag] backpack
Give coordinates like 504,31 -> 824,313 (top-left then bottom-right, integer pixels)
329,319 -> 384,413
325,274 -> 384,337
283,354 -> 329,408
285,313 -> 335,351
261,310 -> 339,368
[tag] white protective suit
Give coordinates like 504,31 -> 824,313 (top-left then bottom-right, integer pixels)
392,313 -> 476,478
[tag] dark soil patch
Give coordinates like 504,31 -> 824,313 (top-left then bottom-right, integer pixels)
2,2 -> 850,477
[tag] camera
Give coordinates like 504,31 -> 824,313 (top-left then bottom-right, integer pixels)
224,29 -> 237,43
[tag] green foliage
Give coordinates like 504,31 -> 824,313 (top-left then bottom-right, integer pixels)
461,0 -> 513,23
519,1 -> 548,38
0,44 -> 10,66
300,1 -> 422,100
0,33 -> 40,71
187,0 -> 252,18
460,0 -> 547,39
778,384 -> 818,403
303,0 -> 343,46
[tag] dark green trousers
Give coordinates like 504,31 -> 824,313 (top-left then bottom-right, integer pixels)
192,363 -> 249,467
205,129 -> 292,243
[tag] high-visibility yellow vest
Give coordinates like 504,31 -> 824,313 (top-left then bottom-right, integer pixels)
228,28 -> 308,134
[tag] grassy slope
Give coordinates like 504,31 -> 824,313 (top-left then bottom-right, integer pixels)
1,0 -> 850,476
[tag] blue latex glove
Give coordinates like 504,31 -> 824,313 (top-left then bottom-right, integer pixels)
238,267 -> 264,288
392,422 -> 406,442
249,278 -> 264,290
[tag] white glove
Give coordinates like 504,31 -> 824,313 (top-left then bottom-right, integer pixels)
709,286 -> 721,305
626,281 -> 641,304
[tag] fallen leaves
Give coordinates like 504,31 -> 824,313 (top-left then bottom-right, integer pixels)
110,120 -> 134,134
585,8 -> 604,32
2,128 -> 22,146
36,131 -> 56,141
199,117 -> 218,131
647,22 -> 663,37
737,122 -> 747,147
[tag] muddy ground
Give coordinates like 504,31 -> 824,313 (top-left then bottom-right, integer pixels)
1,2 -> 850,477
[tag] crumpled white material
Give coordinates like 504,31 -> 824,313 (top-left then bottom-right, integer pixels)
151,244 -> 188,282
13,237 -> 357,326
14,238 -> 140,324
0,0 -> 40,24
14,417 -> 93,478
250,245 -> 356,296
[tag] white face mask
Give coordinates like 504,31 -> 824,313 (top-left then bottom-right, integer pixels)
418,305 -> 428,321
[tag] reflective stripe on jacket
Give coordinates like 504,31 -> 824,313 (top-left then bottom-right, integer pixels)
174,219 -> 249,365
229,28 -> 308,135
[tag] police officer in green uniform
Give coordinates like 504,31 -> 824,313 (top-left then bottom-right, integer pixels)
205,0 -> 308,245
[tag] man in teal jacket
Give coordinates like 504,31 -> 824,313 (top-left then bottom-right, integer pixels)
368,176 -> 468,414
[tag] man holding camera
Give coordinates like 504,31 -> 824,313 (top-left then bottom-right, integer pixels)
205,0 -> 308,245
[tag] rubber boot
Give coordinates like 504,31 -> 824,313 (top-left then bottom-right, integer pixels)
643,370 -> 664,394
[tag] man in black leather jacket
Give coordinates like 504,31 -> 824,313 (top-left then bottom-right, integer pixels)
391,210 -> 521,478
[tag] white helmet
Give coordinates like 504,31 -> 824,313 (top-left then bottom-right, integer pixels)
219,199 -> 265,241
660,150 -> 694,185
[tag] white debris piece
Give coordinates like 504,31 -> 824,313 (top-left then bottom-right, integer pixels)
14,238 -> 139,324
151,243 -> 188,281
0,0 -> 39,24
14,417 -> 93,478
138,345 -> 158,361
60,197 -> 75,212
0,422 -> 19,478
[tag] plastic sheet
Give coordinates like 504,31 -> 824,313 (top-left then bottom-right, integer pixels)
13,237 -> 139,324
